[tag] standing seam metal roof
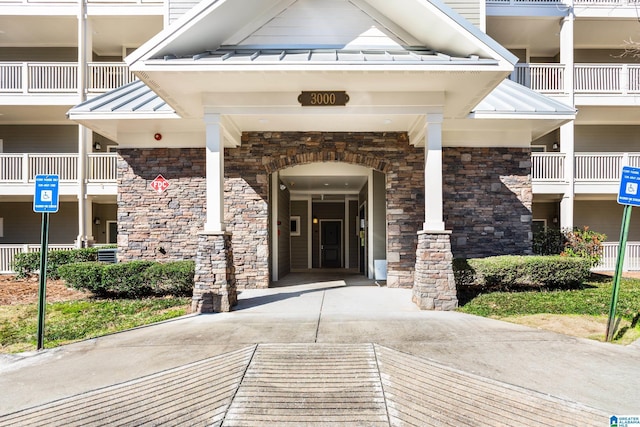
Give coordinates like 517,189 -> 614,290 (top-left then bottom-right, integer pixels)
159,47 -> 494,65
68,79 -> 573,117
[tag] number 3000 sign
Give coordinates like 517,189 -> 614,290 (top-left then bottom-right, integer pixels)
298,91 -> 349,107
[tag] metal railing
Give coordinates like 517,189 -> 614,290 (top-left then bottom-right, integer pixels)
531,152 -> 640,182
0,62 -> 136,94
510,63 -> 640,94
0,244 -> 76,274
531,153 -> 565,181
488,0 -> 640,5
593,242 -> 640,271
0,0 -> 162,5
0,153 -> 117,183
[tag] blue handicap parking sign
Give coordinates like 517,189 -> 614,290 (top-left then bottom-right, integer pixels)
618,166 -> 640,207
33,174 -> 60,213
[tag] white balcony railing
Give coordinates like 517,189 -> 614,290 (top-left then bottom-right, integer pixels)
0,62 -> 136,94
0,244 -> 76,274
488,0 -> 640,5
0,0 -> 162,5
88,153 -> 118,181
87,63 -> 136,93
593,242 -> 640,272
531,152 -> 640,182
0,153 -> 116,183
531,153 -> 565,181
510,63 -> 640,94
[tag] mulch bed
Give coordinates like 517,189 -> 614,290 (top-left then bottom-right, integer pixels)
0,275 -> 90,306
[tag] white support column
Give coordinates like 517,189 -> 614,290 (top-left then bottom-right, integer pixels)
77,126 -> 91,247
423,114 -> 446,231
367,169 -> 374,279
560,122 -> 575,230
271,172 -> 279,282
559,10 -> 574,99
76,0 -> 91,247
204,113 -> 226,232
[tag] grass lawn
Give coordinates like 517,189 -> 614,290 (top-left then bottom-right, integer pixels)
458,274 -> 640,344
0,297 -> 190,353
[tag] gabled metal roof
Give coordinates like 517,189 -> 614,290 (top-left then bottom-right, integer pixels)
69,78 -> 572,118
473,78 -> 575,116
161,47 -> 496,66
70,80 -> 175,115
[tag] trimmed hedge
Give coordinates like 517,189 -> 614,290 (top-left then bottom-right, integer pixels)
13,246 -> 116,279
453,255 -> 591,290
58,260 -> 195,298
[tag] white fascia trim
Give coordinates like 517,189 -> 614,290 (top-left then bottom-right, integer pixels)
126,0 -> 225,66
470,112 -> 576,120
68,113 -> 181,121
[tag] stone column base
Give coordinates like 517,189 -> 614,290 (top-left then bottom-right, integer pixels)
191,232 -> 237,313
413,230 -> 458,311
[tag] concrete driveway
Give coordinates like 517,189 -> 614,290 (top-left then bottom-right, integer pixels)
0,273 -> 637,425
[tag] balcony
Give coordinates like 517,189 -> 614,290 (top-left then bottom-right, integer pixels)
0,62 -> 136,95
488,0 -> 640,5
532,152 -> 640,193
510,63 -> 640,95
0,153 -> 117,193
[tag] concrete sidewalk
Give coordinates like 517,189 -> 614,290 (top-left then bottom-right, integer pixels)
0,275 -> 638,424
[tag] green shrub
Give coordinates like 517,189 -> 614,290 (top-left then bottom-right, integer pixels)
453,255 -> 591,290
532,226 -> 606,267
561,226 -> 606,267
58,259 -> 195,299
101,261 -> 156,298
143,261 -> 195,297
533,227 -> 565,256
12,246 -> 115,279
58,262 -> 105,295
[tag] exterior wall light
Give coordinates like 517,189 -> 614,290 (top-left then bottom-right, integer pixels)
313,217 -> 318,224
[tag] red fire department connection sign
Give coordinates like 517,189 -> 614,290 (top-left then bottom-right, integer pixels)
150,175 -> 170,194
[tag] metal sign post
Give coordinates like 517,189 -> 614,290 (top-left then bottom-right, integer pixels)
33,174 -> 59,350
608,166 -> 640,341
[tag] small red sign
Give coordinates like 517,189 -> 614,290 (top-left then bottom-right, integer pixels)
150,174 -> 170,194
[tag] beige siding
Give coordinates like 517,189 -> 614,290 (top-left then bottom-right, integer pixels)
290,200 -> 309,270
575,200 -> 640,241
575,126 -> 640,152
92,203 -> 117,244
532,202 -> 560,228
0,125 -> 78,153
0,47 -> 77,62
574,49 -> 631,63
442,0 -> 481,28
278,185 -> 291,278
372,170 -> 386,262
348,200 -> 358,268
0,202 -> 78,244
168,0 -> 202,24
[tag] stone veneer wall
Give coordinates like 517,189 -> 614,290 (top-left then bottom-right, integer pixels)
443,147 -> 533,258
232,132 -> 424,289
117,148 -> 206,262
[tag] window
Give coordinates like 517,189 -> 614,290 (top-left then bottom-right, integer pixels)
0,218 -> 3,237
290,216 -> 301,236
531,145 -> 546,153
532,219 -> 547,234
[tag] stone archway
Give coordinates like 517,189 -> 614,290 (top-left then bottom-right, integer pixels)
224,131 -> 425,291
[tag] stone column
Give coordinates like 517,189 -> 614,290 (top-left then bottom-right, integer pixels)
191,232 -> 237,313
413,231 -> 458,311
413,113 -> 457,310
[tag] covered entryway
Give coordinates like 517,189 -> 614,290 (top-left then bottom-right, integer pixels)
269,161 -> 387,284
67,0 -> 575,313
